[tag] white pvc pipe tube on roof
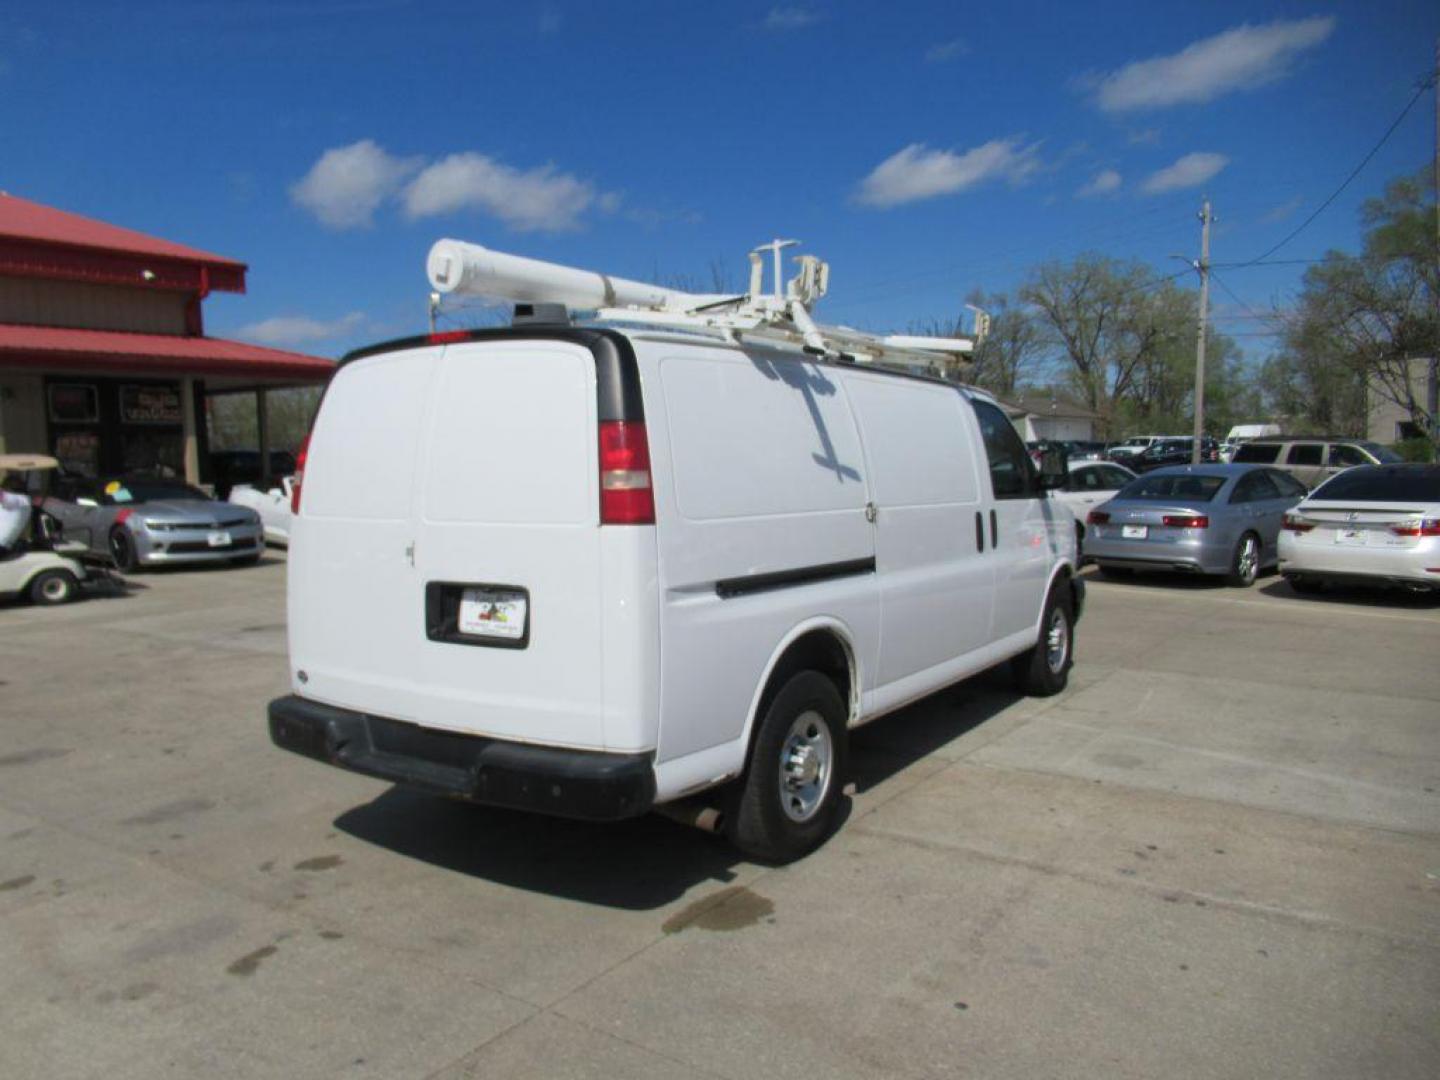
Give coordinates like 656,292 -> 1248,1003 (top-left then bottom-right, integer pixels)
426,239 -> 695,311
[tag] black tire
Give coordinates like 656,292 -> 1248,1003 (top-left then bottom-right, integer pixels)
727,670 -> 848,864
109,527 -> 138,572
28,569 -> 78,606
1097,564 -> 1133,580
1285,574 -> 1322,595
1226,532 -> 1261,587
1012,585 -> 1074,697
1074,522 -> 1085,561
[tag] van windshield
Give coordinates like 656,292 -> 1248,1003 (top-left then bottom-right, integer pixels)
1118,474 -> 1227,502
1360,442 -> 1403,464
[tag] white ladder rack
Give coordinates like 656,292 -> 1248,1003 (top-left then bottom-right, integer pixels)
426,238 -> 979,372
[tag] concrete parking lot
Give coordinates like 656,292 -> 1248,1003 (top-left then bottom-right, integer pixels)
1,555 -> 1437,1079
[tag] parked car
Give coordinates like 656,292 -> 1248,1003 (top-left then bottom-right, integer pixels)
209,449 -> 298,499
1085,463 -> 1307,585
1134,436 -> 1222,471
1054,460 -> 1137,555
1231,437 -> 1402,489
42,474 -> 262,571
1062,440 -> 1107,462
1278,464 -> 1440,594
269,323 -> 1083,863
1106,435 -> 1168,464
228,478 -> 294,546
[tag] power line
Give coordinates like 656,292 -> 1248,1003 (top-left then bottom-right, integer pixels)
1232,76 -> 1433,267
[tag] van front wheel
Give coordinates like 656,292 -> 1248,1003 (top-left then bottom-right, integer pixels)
1012,586 -> 1074,697
728,670 -> 847,864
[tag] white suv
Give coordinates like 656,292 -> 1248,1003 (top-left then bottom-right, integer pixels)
270,326 -> 1082,860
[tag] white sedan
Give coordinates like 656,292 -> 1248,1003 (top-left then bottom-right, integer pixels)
1278,464 -> 1440,594
1054,460 -> 1136,555
228,478 -> 293,546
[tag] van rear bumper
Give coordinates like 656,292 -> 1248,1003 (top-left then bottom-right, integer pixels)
268,695 -> 655,821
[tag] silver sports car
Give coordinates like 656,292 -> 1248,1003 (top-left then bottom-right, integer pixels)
1084,463 -> 1307,586
43,474 -> 263,571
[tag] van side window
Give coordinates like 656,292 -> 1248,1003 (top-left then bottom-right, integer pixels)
1287,444 -> 1323,466
970,399 -> 1034,499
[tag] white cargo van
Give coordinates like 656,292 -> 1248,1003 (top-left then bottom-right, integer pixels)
270,246 -> 1082,861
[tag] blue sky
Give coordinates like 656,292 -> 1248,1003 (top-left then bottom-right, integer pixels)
3,1 -> 1436,366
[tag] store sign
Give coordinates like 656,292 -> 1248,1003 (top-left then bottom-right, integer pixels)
121,384 -> 182,425
48,383 -> 99,423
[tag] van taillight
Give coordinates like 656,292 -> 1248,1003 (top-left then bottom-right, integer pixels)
598,420 -> 654,525
427,330 -> 472,345
1086,510 -> 1109,525
1162,514 -> 1209,528
291,433 -> 310,514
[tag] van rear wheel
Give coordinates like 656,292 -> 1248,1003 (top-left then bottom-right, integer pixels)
727,670 -> 847,864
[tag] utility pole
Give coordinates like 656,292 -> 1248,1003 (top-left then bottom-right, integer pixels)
1191,199 -> 1212,464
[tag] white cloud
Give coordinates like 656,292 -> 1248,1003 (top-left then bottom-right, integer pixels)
1091,16 -> 1335,112
1077,169 -> 1122,198
762,7 -> 819,30
1140,152 -> 1229,194
402,153 -> 600,232
855,138 -> 1043,208
235,312 -> 366,348
925,38 -> 967,63
1261,195 -> 1303,223
289,140 -> 421,229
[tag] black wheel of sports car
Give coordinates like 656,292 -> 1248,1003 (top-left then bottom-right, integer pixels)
109,527 -> 138,572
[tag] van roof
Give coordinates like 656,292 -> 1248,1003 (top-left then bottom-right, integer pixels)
339,324 -> 989,399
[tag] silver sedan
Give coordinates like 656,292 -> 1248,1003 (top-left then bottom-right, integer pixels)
1084,464 -> 1307,586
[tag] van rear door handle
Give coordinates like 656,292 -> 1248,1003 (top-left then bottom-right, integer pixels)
989,509 -> 998,548
975,511 -> 984,552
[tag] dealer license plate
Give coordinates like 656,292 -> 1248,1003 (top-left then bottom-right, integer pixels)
458,588 -> 527,640
207,530 -> 231,548
1122,524 -> 1148,539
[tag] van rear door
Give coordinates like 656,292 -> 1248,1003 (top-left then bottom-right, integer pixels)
289,335 -> 616,751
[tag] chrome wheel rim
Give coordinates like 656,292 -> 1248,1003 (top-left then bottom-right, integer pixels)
40,576 -> 68,602
778,710 -> 833,823
1238,537 -> 1258,584
1045,607 -> 1069,674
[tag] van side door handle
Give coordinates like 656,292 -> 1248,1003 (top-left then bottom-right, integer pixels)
975,511 -> 984,552
989,509 -> 998,548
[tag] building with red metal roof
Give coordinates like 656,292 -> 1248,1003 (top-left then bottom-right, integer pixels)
0,192 -> 334,485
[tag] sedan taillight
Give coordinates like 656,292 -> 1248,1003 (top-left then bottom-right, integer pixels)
1162,514 -> 1208,528
1389,518 -> 1440,537
1281,512 -> 1314,533
1086,510 -> 1110,525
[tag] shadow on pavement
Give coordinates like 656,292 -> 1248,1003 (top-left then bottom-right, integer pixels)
333,669 -> 1026,908
1257,577 -> 1440,610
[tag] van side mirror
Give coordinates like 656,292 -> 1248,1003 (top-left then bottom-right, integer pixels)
1037,447 -> 1068,491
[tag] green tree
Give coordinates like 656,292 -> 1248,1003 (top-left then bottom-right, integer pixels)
1274,165 -> 1438,444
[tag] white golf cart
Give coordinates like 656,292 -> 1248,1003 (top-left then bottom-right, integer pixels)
0,454 -> 110,606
